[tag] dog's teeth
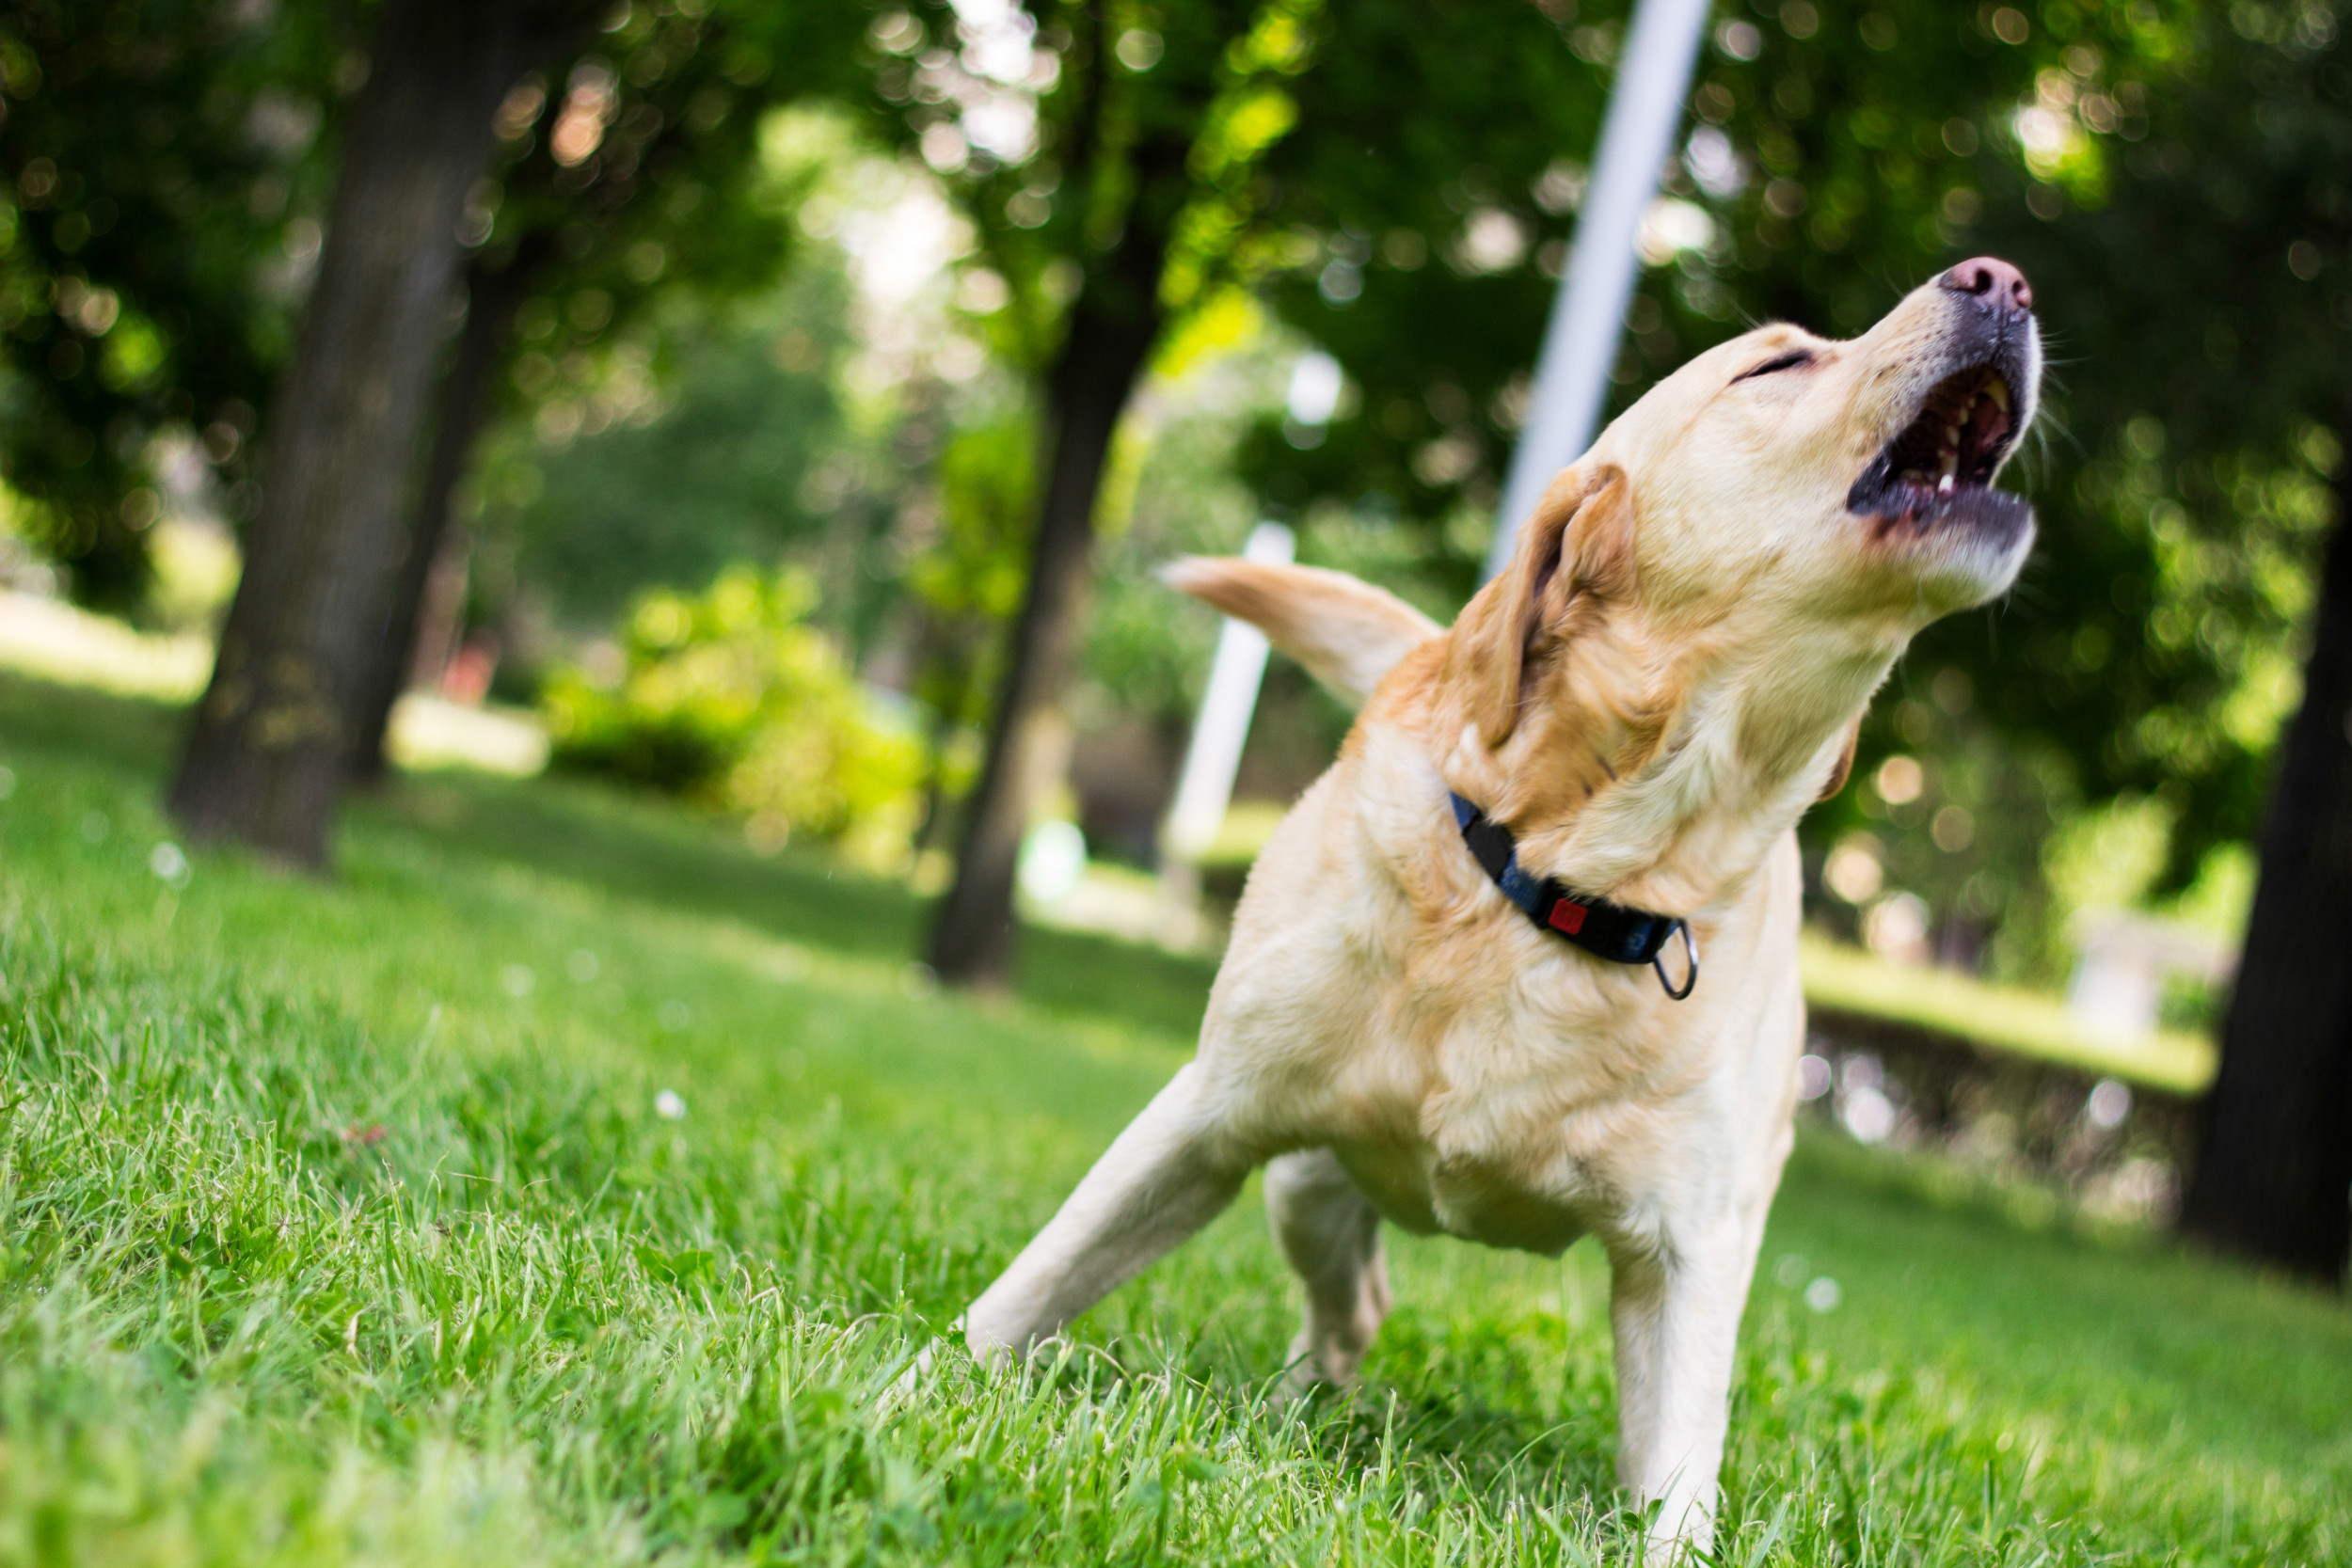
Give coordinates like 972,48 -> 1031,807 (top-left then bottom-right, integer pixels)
1938,472 -> 1955,495
1986,378 -> 2010,412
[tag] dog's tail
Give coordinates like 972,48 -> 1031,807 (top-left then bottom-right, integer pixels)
1162,557 -> 1441,708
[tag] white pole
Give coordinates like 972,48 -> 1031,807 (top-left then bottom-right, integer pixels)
1484,0 -> 1714,579
1163,521 -> 1295,864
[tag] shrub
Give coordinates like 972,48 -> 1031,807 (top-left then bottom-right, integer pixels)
542,567 -> 924,868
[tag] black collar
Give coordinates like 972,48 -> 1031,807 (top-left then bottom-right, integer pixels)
1448,792 -> 1699,999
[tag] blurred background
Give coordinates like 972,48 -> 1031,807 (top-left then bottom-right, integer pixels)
0,0 -> 2345,1283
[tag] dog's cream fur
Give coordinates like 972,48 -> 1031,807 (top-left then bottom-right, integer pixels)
961,267 -> 2042,1549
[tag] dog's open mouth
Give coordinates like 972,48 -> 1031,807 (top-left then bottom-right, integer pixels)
1846,361 -> 2026,533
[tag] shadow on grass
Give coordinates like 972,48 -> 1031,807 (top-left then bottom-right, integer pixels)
1055,1322 -> 1626,1535
0,672 -> 1221,1046
1309,1380 -> 1616,1500
1335,1306 -> 1619,1501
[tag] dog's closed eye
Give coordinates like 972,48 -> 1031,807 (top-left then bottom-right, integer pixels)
1733,350 -> 1814,383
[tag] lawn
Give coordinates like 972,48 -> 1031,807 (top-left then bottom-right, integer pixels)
0,671 -> 2344,1566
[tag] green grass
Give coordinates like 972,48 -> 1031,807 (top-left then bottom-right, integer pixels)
0,672 -> 2344,1566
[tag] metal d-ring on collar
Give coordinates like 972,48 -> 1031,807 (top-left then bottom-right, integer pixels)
1448,791 -> 1702,1001
1653,919 -> 1699,1001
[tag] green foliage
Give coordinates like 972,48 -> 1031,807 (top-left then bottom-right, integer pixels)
0,0 -> 344,606
1231,0 -> 1630,603
0,671 -> 2345,1563
542,566 -> 924,867
435,11 -> 880,661
1152,0 -> 1326,318
468,5 -> 869,436
487,259 -> 864,629
1956,0 -> 2352,886
871,0 -> 1316,378
898,420 -> 1037,745
916,421 -> 1037,626
0,0 -> 869,614
861,0 -> 1329,888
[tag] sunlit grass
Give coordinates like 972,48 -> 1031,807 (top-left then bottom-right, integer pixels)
1798,933 -> 2215,1093
0,673 -> 2343,1565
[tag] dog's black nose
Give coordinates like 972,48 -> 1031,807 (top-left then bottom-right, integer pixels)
1940,255 -> 2033,313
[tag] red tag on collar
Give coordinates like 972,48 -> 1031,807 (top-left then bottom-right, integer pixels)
1547,898 -> 1588,935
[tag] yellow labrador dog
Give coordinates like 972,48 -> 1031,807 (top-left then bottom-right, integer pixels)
963,259 -> 2041,1549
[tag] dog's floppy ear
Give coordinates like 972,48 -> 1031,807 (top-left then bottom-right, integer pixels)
1817,718 -> 1862,802
1446,464 -> 1635,749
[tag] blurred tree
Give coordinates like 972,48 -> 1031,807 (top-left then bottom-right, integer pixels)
169,0 -> 597,865
0,0 -> 342,609
2189,489 -> 2351,1285
345,2 -> 871,784
347,225 -> 550,771
871,0 -> 1322,987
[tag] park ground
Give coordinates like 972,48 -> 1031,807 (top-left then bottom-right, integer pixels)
0,670 -> 2345,1566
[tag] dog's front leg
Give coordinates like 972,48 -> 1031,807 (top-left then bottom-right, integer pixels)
964,1062 -> 1254,1363
1607,1214 -> 1749,1556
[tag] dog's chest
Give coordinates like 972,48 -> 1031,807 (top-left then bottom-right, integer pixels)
1327,986 -> 1695,1255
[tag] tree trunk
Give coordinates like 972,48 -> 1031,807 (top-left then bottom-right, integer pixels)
345,245 -> 544,785
926,277 -> 1164,988
2179,430 -> 2352,1288
167,0 -> 554,864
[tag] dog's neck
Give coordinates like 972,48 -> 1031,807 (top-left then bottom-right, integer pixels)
1426,614 -> 1904,919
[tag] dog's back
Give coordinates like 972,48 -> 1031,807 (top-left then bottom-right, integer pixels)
1162,557 -> 1439,707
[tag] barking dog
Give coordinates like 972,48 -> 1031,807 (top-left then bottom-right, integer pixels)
961,259 -> 2041,1551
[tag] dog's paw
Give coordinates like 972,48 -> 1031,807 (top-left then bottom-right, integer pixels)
1268,1332 -> 1363,1407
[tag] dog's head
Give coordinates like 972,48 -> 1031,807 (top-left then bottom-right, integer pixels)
1439,260 -> 2041,885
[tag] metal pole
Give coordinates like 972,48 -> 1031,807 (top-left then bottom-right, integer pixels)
1483,0 -> 1713,579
